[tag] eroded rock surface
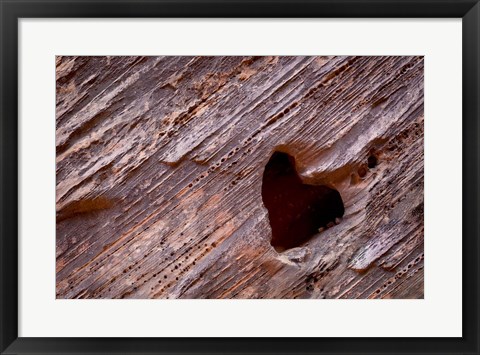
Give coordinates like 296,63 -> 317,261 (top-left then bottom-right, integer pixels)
56,56 -> 424,299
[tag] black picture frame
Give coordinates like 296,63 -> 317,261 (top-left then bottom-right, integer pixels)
1,1 -> 479,354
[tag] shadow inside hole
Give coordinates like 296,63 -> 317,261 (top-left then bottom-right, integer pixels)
261,151 -> 345,252
368,155 -> 378,169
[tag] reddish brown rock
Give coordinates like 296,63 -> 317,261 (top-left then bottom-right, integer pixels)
56,56 -> 424,299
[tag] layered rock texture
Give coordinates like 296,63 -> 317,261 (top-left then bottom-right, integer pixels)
56,56 -> 424,299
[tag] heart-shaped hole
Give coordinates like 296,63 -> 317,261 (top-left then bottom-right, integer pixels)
261,151 -> 345,252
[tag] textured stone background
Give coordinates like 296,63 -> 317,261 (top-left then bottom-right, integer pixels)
56,56 -> 424,299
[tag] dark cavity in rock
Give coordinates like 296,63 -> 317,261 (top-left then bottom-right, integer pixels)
261,151 -> 344,252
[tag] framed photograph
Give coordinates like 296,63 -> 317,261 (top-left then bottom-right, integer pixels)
1,0 -> 478,354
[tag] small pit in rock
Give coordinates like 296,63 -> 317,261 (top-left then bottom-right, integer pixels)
261,151 -> 345,252
367,155 -> 378,169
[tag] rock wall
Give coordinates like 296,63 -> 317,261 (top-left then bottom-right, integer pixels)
56,56 -> 424,299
